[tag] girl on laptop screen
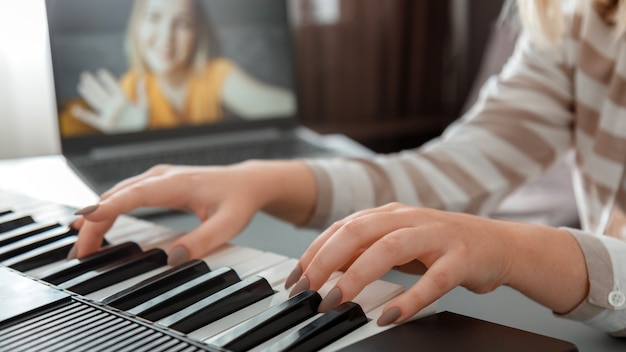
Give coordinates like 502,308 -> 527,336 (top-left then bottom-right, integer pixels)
59,0 -> 295,136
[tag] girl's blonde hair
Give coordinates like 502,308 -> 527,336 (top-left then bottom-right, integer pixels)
514,0 -> 624,44
125,0 -> 220,75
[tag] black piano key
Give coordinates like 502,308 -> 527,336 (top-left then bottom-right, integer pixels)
102,259 -> 211,310
265,302 -> 368,352
0,210 -> 12,216
2,235 -> 77,271
59,248 -> 168,295
157,275 -> 276,334
0,222 -> 60,247
2,236 -> 110,272
0,214 -> 34,233
0,226 -> 76,261
38,242 -> 142,285
128,266 -> 241,321
210,290 -> 322,351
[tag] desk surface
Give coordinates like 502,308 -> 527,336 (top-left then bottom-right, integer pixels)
1,155 -> 624,352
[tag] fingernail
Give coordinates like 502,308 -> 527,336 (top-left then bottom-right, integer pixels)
289,276 -> 310,297
168,246 -> 190,266
377,307 -> 401,326
74,204 -> 99,215
284,264 -> 302,289
66,245 -> 78,260
318,287 -> 343,312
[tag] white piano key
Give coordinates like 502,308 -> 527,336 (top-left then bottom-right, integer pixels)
230,252 -> 290,278
194,273 -> 342,343
319,300 -> 438,352
86,266 -> 171,301
246,277 -> 405,352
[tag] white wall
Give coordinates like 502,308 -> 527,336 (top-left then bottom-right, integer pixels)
0,1 -> 60,159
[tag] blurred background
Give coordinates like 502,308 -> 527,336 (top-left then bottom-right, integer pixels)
0,0 -> 505,158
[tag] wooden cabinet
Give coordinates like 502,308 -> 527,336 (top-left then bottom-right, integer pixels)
290,0 -> 504,152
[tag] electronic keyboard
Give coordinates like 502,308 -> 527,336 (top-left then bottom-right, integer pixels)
0,188 -> 419,352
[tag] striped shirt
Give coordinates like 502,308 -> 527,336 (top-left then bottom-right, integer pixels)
305,0 -> 626,336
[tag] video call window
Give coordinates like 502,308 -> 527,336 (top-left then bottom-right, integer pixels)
47,0 -> 297,138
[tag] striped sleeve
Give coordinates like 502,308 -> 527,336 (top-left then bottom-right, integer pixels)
304,31 -> 575,229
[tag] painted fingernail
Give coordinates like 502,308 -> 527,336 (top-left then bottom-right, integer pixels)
289,276 -> 310,297
377,307 -> 402,326
318,287 -> 343,312
66,245 -> 78,260
168,246 -> 190,266
284,264 -> 302,289
74,204 -> 99,215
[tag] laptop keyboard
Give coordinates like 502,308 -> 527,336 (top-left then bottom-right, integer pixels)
73,138 -> 333,191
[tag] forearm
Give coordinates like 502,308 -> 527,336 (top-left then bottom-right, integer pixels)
239,159 -> 317,226
504,222 -> 589,314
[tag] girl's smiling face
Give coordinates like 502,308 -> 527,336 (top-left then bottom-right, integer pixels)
137,0 -> 197,78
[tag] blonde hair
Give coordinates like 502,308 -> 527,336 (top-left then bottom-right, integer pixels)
513,0 -> 626,45
125,0 -> 220,75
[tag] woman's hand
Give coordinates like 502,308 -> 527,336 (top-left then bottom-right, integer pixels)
286,202 -> 589,326
72,69 -> 149,133
71,160 -> 317,265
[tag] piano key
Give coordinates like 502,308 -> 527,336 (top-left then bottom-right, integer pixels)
263,302 -> 368,352
0,214 -> 34,233
127,266 -> 241,320
2,235 -> 76,271
157,275 -> 275,334
0,210 -> 12,216
88,245 -> 253,303
230,251 -> 290,278
36,241 -> 143,284
100,259 -> 211,310
188,267 -> 343,341
206,290 -> 322,351
0,222 -> 60,247
0,226 -> 76,261
58,248 -> 168,295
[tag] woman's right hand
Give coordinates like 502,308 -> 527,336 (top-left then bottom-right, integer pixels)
72,69 -> 149,133
71,160 -> 317,266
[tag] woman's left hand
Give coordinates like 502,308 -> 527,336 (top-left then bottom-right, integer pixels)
285,202 -> 587,326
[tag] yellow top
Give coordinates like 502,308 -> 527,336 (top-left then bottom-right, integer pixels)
59,58 -> 235,137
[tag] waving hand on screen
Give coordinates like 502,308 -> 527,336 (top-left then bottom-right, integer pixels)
71,69 -> 149,133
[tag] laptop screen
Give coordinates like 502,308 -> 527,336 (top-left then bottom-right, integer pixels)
45,0 -> 298,152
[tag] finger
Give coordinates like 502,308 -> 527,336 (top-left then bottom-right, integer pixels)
78,72 -> 110,110
295,210 -> 420,294
317,228 -> 421,312
97,69 -> 122,96
377,258 -> 461,326
287,206 -> 403,289
72,217 -> 117,258
166,201 -> 255,266
79,178 -> 188,223
99,165 -> 171,200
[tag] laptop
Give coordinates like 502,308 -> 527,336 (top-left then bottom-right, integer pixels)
44,0 -> 368,196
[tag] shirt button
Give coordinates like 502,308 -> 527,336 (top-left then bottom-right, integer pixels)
608,291 -> 626,308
